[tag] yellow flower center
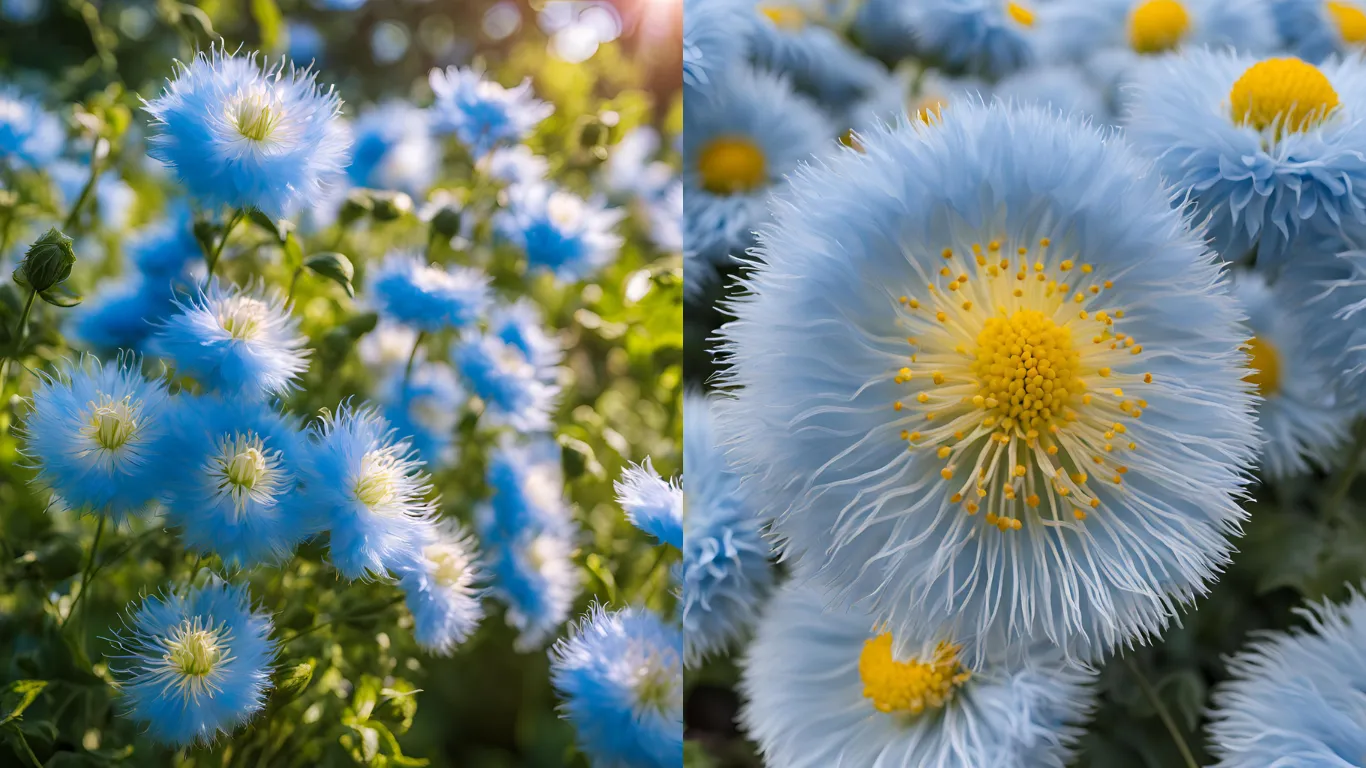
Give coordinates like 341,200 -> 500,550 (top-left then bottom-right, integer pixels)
913,93 -> 948,124
633,651 -> 680,714
230,89 -> 281,143
1128,0 -> 1190,54
972,310 -> 1084,433
426,543 -> 470,588
840,128 -> 864,152
83,395 -> 140,452
858,633 -> 971,716
217,296 -> 271,341
1244,336 -> 1281,396
1007,1 -> 1035,27
697,136 -> 767,196
1327,1 -> 1366,45
1229,57 -> 1339,135
165,624 -> 224,678
353,450 -> 403,511
758,3 -> 806,30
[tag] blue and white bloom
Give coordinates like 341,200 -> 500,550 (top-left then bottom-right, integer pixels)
370,252 -> 491,332
478,144 -> 549,186
346,101 -> 439,197
454,332 -> 560,433
144,48 -> 349,219
23,356 -> 171,522
489,299 -> 563,381
485,436 -> 574,543
428,66 -> 552,158
1279,243 -> 1366,408
684,0 -> 753,88
616,460 -> 683,549
71,279 -> 180,353
1207,587 -> 1366,767
740,583 -> 1098,768
108,580 -> 276,746
380,362 -> 466,470
151,280 -> 309,397
0,84 -> 62,170
648,180 -> 683,253
745,0 -> 886,109
1126,51 -> 1366,271
1274,0 -> 1366,63
854,0 -> 1039,78
549,606 -> 684,768
397,520 -> 485,656
482,520 -> 581,650
127,206 -> 202,282
718,102 -> 1259,665
496,184 -> 624,282
603,126 -> 672,200
303,404 -> 437,580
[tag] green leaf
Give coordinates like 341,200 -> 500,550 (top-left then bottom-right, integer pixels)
276,659 -> 315,700
0,680 -> 47,725
39,284 -> 82,308
248,209 -> 292,243
684,741 -> 718,768
250,0 -> 284,51
305,252 -> 355,297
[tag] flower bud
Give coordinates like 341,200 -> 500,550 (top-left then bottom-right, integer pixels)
14,228 -> 76,293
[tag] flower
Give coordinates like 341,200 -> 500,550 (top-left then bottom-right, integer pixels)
603,126 -> 672,199
716,101 -> 1259,665
128,206 -> 202,282
144,48 -> 349,219
739,583 -> 1098,768
684,0 -> 753,88
616,460 -> 682,549
369,252 -> 491,332
357,320 -> 420,372
52,161 -> 136,231
482,520 -> 581,650
992,65 -> 1108,121
854,0 -> 1038,78
0,84 -> 62,170
108,580 -> 276,746
302,403 -> 437,580
453,332 -> 560,433
22,356 -> 171,522
496,183 -> 624,282
428,66 -> 552,157
70,279 -> 181,353
397,520 -> 485,655
1274,0 -> 1366,63
648,180 -> 683,253
1041,0 -> 1279,72
151,279 -> 309,398
549,606 -> 684,768
683,65 -> 830,269
379,362 -> 465,470
158,396 -> 316,568
1278,243 -> 1366,408
745,1 -> 887,108
681,391 -> 772,665
478,144 -> 549,186
1206,587 -> 1366,767
489,299 -> 563,380
346,100 -> 439,197
1125,51 -> 1366,271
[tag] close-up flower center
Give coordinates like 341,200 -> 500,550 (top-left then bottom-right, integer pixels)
1128,0 -> 1190,54
631,648 -> 681,715
229,88 -> 282,143
913,93 -> 948,124
697,136 -> 767,196
164,621 -> 225,679
757,3 -> 806,30
353,450 -> 401,510
208,432 -> 280,516
1006,1 -> 1035,27
217,296 -> 271,341
1327,1 -> 1366,45
1244,335 -> 1281,396
858,632 -> 971,716
426,544 -> 469,588
1229,57 -> 1339,135
82,394 -> 140,453
972,309 -> 1083,432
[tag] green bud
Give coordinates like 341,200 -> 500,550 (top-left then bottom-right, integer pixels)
430,206 -> 464,240
338,190 -> 374,227
369,191 -> 413,221
14,228 -> 76,293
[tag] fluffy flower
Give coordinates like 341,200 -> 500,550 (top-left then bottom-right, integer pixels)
478,144 -> 549,186
428,66 -> 552,157
745,0 -> 886,108
603,127 -> 672,199
1274,0 -> 1366,62
108,580 -> 276,746
1279,243 -> 1366,407
453,332 -> 559,433
684,0 -> 753,88
484,436 -> 574,543
22,356 -> 171,522
549,606 -> 684,768
496,184 -> 624,282
1125,51 -> 1366,271
379,362 -> 466,470
397,520 -> 485,655
128,206 -> 202,282
151,279 -> 309,397
648,180 -> 684,253
855,0 -> 1038,78
489,299 -> 563,380
144,48 -> 349,219
993,66 -> 1109,121
369,252 -> 491,332
717,102 -> 1259,665
302,404 -> 437,580
482,520 -> 581,650
615,460 -> 683,549
0,84 -> 62,169
346,101 -> 439,197
71,279 -> 181,354
740,583 -> 1098,768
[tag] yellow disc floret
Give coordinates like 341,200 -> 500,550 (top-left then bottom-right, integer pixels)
697,136 -> 768,196
1244,335 -> 1281,396
859,633 -> 971,715
1128,0 -> 1190,54
1007,1 -> 1034,27
1229,57 -> 1339,135
1327,1 -> 1366,45
758,3 -> 806,30
972,309 -> 1083,433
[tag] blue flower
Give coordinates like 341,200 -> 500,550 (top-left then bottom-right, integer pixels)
70,279 -> 180,354
127,206 -> 202,281
603,127 -> 672,200
681,391 -> 772,665
854,0 -> 1038,78
481,517 -> 581,650
151,280 -> 308,398
489,299 -> 563,380
716,101 -> 1260,665
1207,588 -> 1366,767
302,403 -> 437,580
346,101 -> 439,197
396,520 -> 485,655
684,0 -> 752,88
369,252 -> 491,332
739,583 -> 1098,768
428,66 -> 552,158
846,69 -> 986,136
484,436 -> 574,544
496,183 -> 624,282
158,396 -> 316,568
549,606 -> 683,768
479,145 -> 549,186
287,21 -> 326,65
108,579 -> 276,746
1273,0 -> 1366,63
22,356 -> 171,523
683,65 -> 831,269
51,161 -> 136,231
648,180 -> 683,253
453,332 -> 559,433
745,1 -> 887,108
0,84 -> 62,170
993,65 -> 1108,122
379,362 -> 466,470
1278,243 -> 1366,408
1126,51 -> 1366,271
144,48 -> 349,219
616,460 -> 682,549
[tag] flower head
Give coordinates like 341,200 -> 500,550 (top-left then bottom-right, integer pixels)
1042,0 -> 1278,72
428,66 -> 552,157
496,184 -> 624,282
482,521 -> 581,650
648,180 -> 684,253
478,144 -> 549,186
489,299 -> 563,380
549,606 -> 683,768
370,252 -> 491,332
346,100 -> 439,197
1275,0 -> 1366,62
397,520 -> 485,655
128,206 -> 202,281
684,0 -> 753,88
603,127 -> 672,200
745,0 -> 887,108
855,0 -> 1038,78
0,84 -> 62,169
379,362 -> 466,470
616,460 -> 683,549
71,278 -> 181,354
484,436 -> 573,544
718,101 -> 1259,665
453,332 -> 560,433
108,580 -> 276,746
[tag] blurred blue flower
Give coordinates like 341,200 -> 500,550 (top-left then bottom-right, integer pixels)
0,84 -> 62,170
144,48 -> 349,219
615,460 -> 682,549
51,161 -> 136,231
717,101 -> 1260,665
358,320 -> 421,374
479,145 -> 549,186
428,66 -> 552,157
603,127 -> 672,200
1274,0 -> 1366,62
1279,243 -> 1366,408
481,519 -> 580,650
485,436 -> 573,543
287,21 -> 326,65
549,606 -> 684,768
454,333 -> 560,432
846,69 -> 985,136
397,520 -> 485,656
740,583 -> 1098,768
746,1 -> 887,108
855,0 -> 1037,77
647,179 -> 683,253
151,280 -> 308,398
496,183 -> 624,282
379,362 -> 466,470
370,252 -> 491,332
346,101 -> 439,197
108,579 -> 276,746
1043,0 -> 1279,64
993,65 -> 1108,121
303,403 -> 437,580
128,206 -> 202,282
489,299 -> 563,380
684,0 -> 752,88
22,356 -> 170,523
71,278 -> 180,353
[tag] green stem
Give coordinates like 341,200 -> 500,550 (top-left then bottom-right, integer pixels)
61,515 -> 106,631
61,147 -> 103,232
1330,421 -> 1366,514
632,546 -> 671,603
188,552 -> 205,579
404,331 -> 426,385
204,208 -> 246,283
286,266 -> 303,303
0,288 -> 38,395
280,595 -> 405,645
1124,655 -> 1198,768
7,726 -> 42,768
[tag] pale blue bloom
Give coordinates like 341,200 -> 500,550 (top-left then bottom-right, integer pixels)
648,180 -> 683,253
1042,0 -> 1279,65
496,183 -> 624,282
993,66 -> 1108,122
151,280 -> 309,398
453,332 -> 560,432
428,66 -> 552,157
684,0 -> 752,88
603,127 -> 672,199
740,583 -> 1098,768
22,356 -> 171,523
484,436 -> 574,544
370,252 -> 491,332
71,279 -> 180,353
1274,0 -> 1366,62
846,69 -> 987,136
1126,50 -> 1366,271
287,21 -> 326,65
396,520 -> 485,655
358,320 -> 421,373
481,515 -> 581,650
346,101 -> 439,197
144,48 -> 349,218
549,606 -> 684,768
717,101 -> 1260,665
745,1 -> 887,108
479,144 -> 549,186
854,0 -> 1037,78
1207,588 -> 1366,766
616,460 -> 682,549
1278,242 -> 1366,408
108,580 -> 276,746
129,205 -> 203,282
380,362 -> 465,469
490,299 -> 563,381
0,84 -> 62,169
